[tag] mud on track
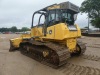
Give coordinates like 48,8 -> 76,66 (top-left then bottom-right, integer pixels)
0,34 -> 100,75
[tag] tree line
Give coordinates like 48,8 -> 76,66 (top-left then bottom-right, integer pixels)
0,26 -> 30,32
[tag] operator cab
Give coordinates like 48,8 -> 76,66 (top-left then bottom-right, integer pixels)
31,1 -> 79,36
31,1 -> 79,28
46,9 -> 78,27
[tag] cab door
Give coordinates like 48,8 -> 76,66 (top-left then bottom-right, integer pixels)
46,10 -> 55,39
46,26 -> 55,39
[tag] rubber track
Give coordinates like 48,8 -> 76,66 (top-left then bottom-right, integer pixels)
81,54 -> 100,61
58,63 -> 100,75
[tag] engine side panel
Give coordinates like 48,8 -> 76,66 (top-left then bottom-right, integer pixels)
31,27 -> 43,37
40,23 -> 81,40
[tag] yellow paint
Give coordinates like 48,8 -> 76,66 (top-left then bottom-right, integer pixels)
47,5 -> 60,10
46,26 -> 55,39
54,23 -> 65,40
10,22 -> 81,52
31,27 -> 43,37
21,34 -> 31,38
66,39 -> 77,52
42,23 -> 81,40
75,24 -> 81,37
10,38 -> 22,48
10,34 -> 31,48
41,23 -> 81,52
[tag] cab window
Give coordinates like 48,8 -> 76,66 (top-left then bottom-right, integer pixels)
47,10 -> 56,26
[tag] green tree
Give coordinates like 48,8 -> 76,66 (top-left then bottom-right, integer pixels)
91,18 -> 100,28
80,0 -> 100,30
84,26 -> 88,29
21,27 -> 30,32
10,26 -> 18,32
0,28 -> 10,32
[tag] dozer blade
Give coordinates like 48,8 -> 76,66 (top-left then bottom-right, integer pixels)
9,40 -> 16,52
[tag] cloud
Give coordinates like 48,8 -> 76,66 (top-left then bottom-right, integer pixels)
76,13 -> 88,28
0,0 -> 88,28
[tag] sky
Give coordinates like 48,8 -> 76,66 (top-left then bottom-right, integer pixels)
0,0 -> 89,29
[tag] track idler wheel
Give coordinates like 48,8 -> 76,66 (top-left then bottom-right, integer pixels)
71,44 -> 81,56
71,41 -> 86,56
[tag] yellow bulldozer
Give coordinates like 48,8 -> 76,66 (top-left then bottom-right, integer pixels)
9,1 -> 86,67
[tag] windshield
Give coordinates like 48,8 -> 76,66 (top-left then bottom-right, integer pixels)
61,10 -> 74,25
47,9 -> 76,27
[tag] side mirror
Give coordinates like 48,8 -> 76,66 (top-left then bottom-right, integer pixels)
74,14 -> 78,21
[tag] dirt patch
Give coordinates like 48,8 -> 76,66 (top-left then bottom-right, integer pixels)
0,34 -> 100,75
